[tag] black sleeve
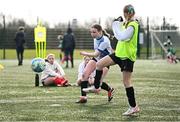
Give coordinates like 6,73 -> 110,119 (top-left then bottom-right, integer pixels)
23,33 -> 26,43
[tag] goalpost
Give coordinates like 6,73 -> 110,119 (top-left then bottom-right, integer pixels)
149,29 -> 179,60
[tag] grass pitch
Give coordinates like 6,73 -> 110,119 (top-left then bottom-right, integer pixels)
0,59 -> 180,121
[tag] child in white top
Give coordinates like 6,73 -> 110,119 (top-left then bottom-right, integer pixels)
41,53 -> 69,86
76,56 -> 95,86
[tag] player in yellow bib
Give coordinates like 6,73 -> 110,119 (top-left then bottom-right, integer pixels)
83,4 -> 140,116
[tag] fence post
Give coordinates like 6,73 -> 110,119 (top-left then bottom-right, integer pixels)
3,48 -> 5,59
146,17 -> 150,59
3,15 -> 6,59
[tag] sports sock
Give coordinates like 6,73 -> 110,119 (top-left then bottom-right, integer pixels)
101,82 -> 111,91
125,87 -> 136,107
94,70 -> 103,89
81,81 -> 88,96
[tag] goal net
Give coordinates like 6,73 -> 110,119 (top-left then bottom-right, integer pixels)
149,30 -> 180,59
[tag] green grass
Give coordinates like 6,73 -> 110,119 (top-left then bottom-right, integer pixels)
0,49 -> 93,60
1,48 -> 179,60
0,59 -> 180,121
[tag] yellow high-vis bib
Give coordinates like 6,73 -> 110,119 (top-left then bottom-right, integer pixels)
115,21 -> 139,61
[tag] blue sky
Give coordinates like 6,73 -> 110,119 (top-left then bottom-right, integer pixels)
0,0 -> 179,27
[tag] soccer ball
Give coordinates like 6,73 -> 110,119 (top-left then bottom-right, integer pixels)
31,58 -> 46,73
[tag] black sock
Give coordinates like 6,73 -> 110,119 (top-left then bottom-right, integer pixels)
94,70 -> 103,89
101,82 -> 111,91
126,87 -> 136,107
81,81 -> 88,96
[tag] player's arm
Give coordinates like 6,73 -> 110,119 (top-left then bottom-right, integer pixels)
112,21 -> 134,41
55,62 -> 69,80
80,50 -> 100,57
44,66 -> 60,77
55,62 -> 65,76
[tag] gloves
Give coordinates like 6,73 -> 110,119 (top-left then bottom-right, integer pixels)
113,16 -> 123,22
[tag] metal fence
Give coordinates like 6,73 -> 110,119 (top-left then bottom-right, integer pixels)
0,27 -> 180,59
0,28 -> 95,49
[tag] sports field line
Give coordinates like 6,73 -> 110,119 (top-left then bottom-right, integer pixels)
0,96 -> 114,104
0,99 -> 75,103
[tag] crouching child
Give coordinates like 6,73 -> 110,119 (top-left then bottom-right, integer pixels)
41,53 -> 70,86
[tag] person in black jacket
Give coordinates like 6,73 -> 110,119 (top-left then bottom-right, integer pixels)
62,28 -> 75,68
14,26 -> 25,66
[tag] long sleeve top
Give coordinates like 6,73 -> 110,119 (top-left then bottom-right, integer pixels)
112,21 -> 134,41
77,61 -> 95,80
41,61 -> 65,81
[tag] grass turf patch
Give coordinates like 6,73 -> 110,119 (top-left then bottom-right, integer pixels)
0,59 -> 180,121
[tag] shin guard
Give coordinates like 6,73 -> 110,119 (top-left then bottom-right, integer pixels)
94,70 -> 103,89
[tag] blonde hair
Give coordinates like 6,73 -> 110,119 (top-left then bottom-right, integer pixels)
46,53 -> 55,59
83,56 -> 91,61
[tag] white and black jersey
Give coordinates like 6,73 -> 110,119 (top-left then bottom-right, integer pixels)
94,35 -> 112,61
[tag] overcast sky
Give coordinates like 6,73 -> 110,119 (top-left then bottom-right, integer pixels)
0,0 -> 179,27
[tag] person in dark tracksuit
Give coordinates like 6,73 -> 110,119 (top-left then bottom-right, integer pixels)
14,27 -> 25,66
62,28 -> 75,68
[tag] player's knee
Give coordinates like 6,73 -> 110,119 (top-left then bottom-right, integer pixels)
96,62 -> 103,70
82,74 -> 89,81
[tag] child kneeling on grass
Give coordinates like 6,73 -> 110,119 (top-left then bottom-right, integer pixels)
75,56 -> 95,86
41,53 -> 70,87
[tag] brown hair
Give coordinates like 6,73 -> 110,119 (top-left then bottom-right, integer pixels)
91,24 -> 102,32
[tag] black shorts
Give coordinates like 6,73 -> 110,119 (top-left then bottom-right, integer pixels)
109,53 -> 134,72
92,57 -> 110,69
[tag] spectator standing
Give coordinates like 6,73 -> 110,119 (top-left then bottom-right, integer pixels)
57,34 -> 63,61
14,26 -> 25,66
62,28 -> 75,68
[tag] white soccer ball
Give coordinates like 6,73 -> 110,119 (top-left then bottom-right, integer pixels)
31,58 -> 46,73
